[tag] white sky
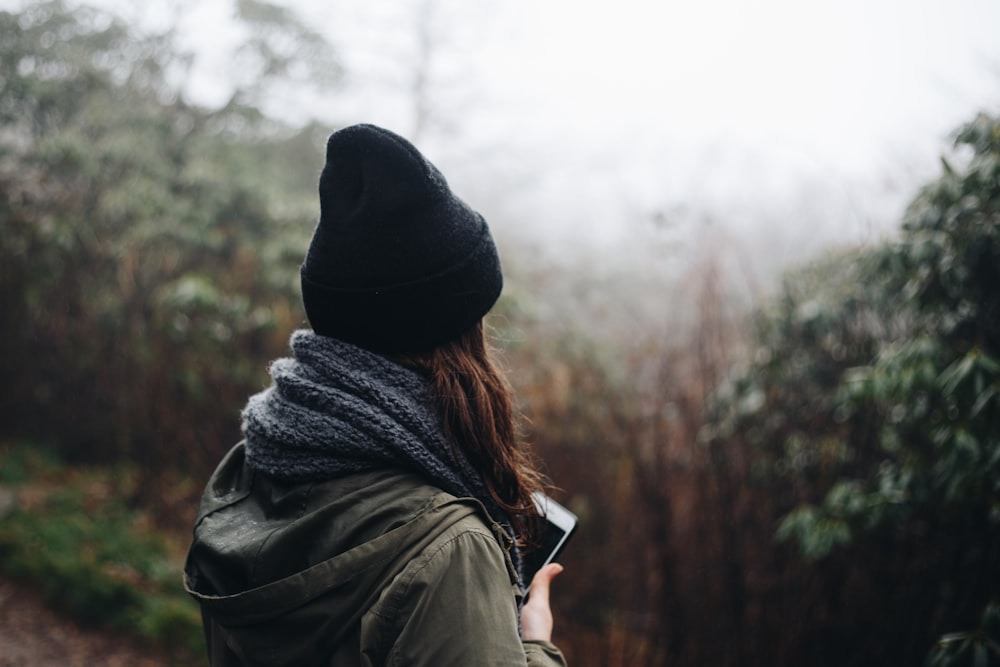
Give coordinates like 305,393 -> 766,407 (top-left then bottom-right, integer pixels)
242,0 -> 1000,258
10,0 -> 1000,264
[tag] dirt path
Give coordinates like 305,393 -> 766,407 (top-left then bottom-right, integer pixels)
0,579 -> 169,667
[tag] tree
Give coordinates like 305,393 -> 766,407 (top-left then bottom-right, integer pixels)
0,1 -> 337,502
708,112 -> 1000,664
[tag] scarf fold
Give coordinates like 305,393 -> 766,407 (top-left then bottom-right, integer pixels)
242,330 -> 520,573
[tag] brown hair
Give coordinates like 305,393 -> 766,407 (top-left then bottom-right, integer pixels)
395,320 -> 546,540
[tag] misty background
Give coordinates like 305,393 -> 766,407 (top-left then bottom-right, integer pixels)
43,0 -> 1000,259
0,1 -> 998,665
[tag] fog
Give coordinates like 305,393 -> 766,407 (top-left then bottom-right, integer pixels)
18,0 -> 1000,271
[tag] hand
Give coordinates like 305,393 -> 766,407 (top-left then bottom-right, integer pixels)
521,562 -> 564,642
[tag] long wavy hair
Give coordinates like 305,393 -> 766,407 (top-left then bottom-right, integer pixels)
395,320 -> 546,541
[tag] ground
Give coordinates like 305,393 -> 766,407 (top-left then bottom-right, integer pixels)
0,578 -> 167,667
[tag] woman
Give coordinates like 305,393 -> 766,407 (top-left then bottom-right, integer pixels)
184,124 -> 567,666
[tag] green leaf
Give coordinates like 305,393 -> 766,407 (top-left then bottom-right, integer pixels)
971,386 -> 996,418
973,643 -> 987,667
940,353 -> 976,396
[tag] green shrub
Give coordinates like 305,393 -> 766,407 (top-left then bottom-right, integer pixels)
706,112 -> 1000,665
0,443 -> 203,662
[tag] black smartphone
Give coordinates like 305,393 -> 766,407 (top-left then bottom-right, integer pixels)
522,492 -> 578,586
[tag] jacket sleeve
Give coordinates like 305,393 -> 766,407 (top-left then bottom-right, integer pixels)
524,640 -> 568,666
370,526 -> 567,667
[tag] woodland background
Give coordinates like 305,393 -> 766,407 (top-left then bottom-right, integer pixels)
0,2 -> 998,666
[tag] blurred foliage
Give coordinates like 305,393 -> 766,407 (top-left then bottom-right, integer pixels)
779,113 -> 1000,549
0,1 -> 332,494
0,441 -> 203,663
505,250 -> 747,666
231,0 -> 343,107
927,602 -> 1000,667
707,112 -> 1000,664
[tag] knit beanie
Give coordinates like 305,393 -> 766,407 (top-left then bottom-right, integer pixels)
300,124 -> 503,353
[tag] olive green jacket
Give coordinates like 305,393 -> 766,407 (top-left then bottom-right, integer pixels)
184,444 -> 567,666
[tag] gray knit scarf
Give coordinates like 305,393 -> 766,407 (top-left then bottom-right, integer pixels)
241,330 -> 520,573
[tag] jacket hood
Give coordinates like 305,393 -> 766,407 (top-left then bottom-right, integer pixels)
184,444 -> 515,665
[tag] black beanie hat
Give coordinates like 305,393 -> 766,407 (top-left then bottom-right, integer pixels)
300,124 -> 503,353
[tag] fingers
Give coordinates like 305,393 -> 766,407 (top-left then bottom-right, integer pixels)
522,563 -> 564,642
528,562 -> 564,604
